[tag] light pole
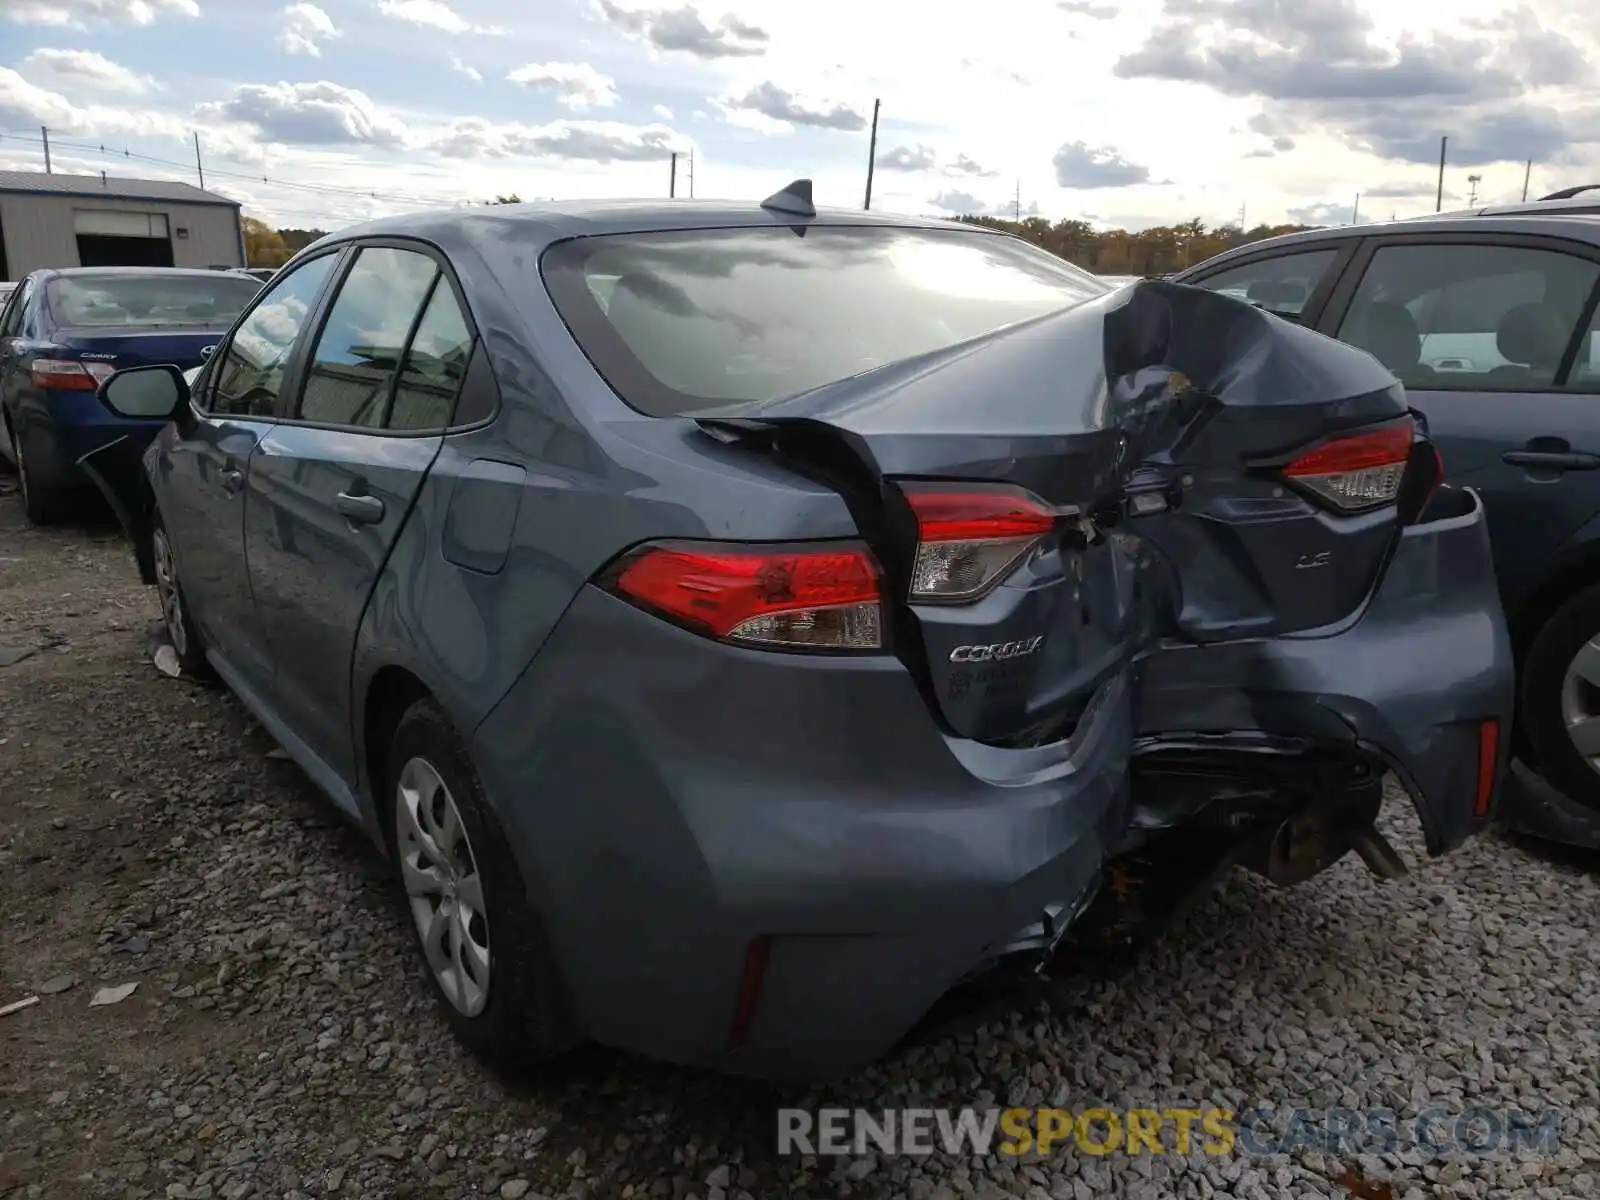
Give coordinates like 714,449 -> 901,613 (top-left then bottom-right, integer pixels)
1467,173 -> 1482,206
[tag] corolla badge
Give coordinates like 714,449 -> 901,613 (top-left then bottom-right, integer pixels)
950,635 -> 1045,664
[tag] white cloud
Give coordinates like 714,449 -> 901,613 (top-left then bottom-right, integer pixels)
279,2 -> 340,57
653,103 -> 674,119
427,117 -> 688,163
449,55 -> 482,83
0,66 -> 182,136
197,81 -> 410,148
3,0 -> 197,26
20,48 -> 155,92
374,0 -> 502,35
506,62 -> 619,110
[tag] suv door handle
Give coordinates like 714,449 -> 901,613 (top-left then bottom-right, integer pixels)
1502,450 -> 1600,470
220,468 -> 245,494
335,491 -> 385,523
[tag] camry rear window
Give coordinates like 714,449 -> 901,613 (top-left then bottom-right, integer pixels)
541,225 -> 1107,416
46,274 -> 262,328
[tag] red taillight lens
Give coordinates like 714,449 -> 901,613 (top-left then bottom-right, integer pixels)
901,483 -> 1058,603
1280,418 -> 1415,512
1475,718 -> 1500,818
30,359 -> 114,391
607,540 -> 883,651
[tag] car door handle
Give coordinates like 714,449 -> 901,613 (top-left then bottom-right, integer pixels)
1502,450 -> 1600,470
335,491 -> 385,523
220,468 -> 245,495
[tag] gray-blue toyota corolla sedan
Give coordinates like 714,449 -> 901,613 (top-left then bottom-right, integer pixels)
81,182 -> 1513,1080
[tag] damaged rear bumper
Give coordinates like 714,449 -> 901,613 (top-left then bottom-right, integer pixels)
1135,485 -> 1512,855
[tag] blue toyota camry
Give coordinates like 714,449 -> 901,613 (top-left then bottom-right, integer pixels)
80,184 -> 1514,1080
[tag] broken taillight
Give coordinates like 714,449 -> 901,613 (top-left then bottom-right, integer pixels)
900,483 -> 1058,603
603,540 -> 884,652
1280,418 -> 1416,513
31,359 -> 115,391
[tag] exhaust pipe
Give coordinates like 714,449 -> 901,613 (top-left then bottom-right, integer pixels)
1249,810 -> 1408,886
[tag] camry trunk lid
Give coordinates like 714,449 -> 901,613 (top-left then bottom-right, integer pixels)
701,280 -> 1427,744
50,327 -> 225,373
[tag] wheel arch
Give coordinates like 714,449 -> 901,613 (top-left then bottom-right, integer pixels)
361,664 -> 437,850
1510,543 -> 1600,662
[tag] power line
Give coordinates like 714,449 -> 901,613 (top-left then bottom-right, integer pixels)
0,129 -> 469,209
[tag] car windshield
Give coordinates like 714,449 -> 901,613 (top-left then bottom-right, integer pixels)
46,273 -> 261,329
541,225 -> 1108,416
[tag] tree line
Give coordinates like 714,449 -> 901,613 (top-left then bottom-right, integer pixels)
242,206 -> 1315,275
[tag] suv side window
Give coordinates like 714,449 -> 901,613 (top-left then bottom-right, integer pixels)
1188,249 -> 1340,322
210,253 -> 340,418
296,247 -> 439,429
1336,244 -> 1600,391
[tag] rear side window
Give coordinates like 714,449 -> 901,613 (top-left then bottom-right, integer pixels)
1187,249 -> 1340,321
389,281 -> 473,430
297,247 -> 440,428
541,225 -> 1107,416
1336,244 -> 1600,391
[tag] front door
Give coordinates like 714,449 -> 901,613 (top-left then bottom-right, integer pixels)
243,243 -> 471,785
1323,236 -> 1600,611
159,250 -> 343,683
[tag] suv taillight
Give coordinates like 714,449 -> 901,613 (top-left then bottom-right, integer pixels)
602,540 -> 884,652
1280,418 -> 1416,513
900,482 -> 1058,603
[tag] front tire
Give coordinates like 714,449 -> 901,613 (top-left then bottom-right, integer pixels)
151,515 -> 210,677
387,700 -> 577,1070
1521,584 -> 1600,814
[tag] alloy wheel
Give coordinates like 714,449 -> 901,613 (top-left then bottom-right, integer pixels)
1559,636 -> 1600,777
151,527 -> 188,658
395,756 -> 491,1017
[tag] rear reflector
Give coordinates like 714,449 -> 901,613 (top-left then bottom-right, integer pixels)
727,935 -> 771,1049
606,540 -> 883,651
901,483 -> 1057,603
31,359 -> 114,391
1475,718 -> 1500,818
1281,418 -> 1415,512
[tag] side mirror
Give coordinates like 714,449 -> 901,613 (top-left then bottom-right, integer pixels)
98,363 -> 189,421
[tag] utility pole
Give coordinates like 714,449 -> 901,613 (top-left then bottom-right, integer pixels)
1352,194 -> 1361,224
669,152 -> 677,198
1522,160 -> 1532,202
193,132 -> 205,189
1013,179 -> 1021,222
41,125 -> 51,174
687,148 -> 695,198
863,98 -> 880,210
1435,136 -> 1448,212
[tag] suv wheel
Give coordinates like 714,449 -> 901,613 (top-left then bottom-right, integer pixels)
1521,584 -> 1600,813
387,699 -> 577,1069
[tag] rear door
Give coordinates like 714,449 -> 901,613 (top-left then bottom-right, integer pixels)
1317,234 -> 1600,612
243,241 -> 469,786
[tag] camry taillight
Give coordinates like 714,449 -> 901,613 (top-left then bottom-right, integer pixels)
901,483 -> 1058,603
31,359 -> 114,391
1280,418 -> 1415,513
604,540 -> 883,652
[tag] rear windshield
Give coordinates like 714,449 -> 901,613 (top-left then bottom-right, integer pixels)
46,273 -> 262,329
541,225 -> 1107,416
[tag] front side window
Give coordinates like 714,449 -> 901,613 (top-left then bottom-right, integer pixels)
1188,248 -> 1340,321
296,247 -> 439,428
1336,243 -> 1600,391
541,225 -> 1108,416
210,253 -> 339,418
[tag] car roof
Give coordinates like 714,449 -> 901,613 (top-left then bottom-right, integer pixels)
1179,213 -> 1600,274
306,196 -> 1004,258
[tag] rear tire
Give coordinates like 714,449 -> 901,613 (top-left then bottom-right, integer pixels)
13,425 -> 64,527
386,699 -> 578,1072
1521,584 -> 1600,814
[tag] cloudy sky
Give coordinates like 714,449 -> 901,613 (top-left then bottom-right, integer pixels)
1,0 -> 1598,232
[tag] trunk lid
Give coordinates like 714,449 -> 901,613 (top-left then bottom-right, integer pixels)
50,327 -> 225,373
701,281 -> 1415,744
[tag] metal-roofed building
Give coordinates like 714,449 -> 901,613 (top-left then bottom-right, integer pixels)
0,170 -> 245,280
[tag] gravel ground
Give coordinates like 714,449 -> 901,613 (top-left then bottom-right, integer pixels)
2,480 -> 1599,1200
